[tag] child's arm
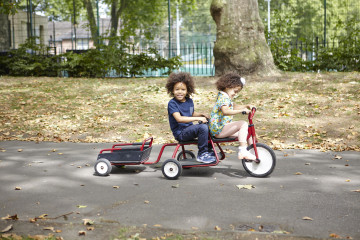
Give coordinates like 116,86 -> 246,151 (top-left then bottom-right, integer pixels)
234,104 -> 255,111
222,104 -> 255,116
172,112 -> 208,123
193,111 -> 209,119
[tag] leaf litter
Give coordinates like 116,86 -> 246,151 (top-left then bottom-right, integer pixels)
0,73 -> 359,151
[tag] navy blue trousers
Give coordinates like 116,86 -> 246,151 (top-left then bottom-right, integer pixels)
177,124 -> 209,155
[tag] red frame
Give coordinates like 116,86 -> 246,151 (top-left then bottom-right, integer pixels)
146,107 -> 259,167
98,108 -> 259,167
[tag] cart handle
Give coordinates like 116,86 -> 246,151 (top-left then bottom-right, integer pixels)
99,137 -> 154,154
111,137 -> 153,149
140,137 -> 153,151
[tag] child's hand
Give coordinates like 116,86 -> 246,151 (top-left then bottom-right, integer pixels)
199,117 -> 208,123
246,105 -> 256,110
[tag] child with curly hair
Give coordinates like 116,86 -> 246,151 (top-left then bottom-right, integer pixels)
166,72 -> 215,163
209,72 -> 256,160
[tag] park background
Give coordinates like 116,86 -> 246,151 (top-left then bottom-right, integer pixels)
0,0 -> 360,76
0,0 -> 359,151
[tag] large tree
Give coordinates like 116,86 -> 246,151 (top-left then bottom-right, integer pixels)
0,0 -> 18,51
210,0 -> 278,76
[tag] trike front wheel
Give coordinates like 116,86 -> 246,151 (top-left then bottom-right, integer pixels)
162,159 -> 182,180
242,143 -> 276,177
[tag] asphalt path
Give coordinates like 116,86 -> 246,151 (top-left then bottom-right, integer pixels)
0,141 -> 359,240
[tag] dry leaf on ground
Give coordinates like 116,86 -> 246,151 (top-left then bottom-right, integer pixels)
236,184 -> 255,190
1,224 -> 13,233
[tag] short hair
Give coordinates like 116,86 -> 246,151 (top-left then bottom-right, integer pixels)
165,72 -> 196,97
216,72 -> 244,91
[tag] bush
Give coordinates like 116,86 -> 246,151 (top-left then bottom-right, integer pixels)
267,11 -> 360,72
1,36 -> 182,78
4,38 -> 60,77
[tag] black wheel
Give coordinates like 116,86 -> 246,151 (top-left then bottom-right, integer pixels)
217,151 -> 225,160
242,143 -> 276,177
94,158 -> 112,176
162,159 -> 182,180
177,150 -> 196,161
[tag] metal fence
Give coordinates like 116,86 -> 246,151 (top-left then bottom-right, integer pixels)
105,42 -> 215,77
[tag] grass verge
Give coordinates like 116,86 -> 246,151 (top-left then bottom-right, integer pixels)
0,72 -> 359,151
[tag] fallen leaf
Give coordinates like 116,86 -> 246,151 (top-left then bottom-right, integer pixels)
87,226 -> 94,231
144,200 -> 150,204
224,148 -> 235,154
191,227 -> 199,230
17,149 -> 23,152
351,189 -> 360,193
214,226 -> 221,231
37,214 -> 48,219
43,227 -> 54,232
345,179 -> 351,182
329,233 -> 341,238
172,184 -> 179,188
302,216 -> 313,221
272,230 -> 290,234
78,231 -> 86,236
2,214 -> 18,220
1,224 -> 13,233
77,205 -> 87,208
82,219 -> 94,225
236,184 -> 255,190
334,155 -> 342,159
113,186 -> 120,189
294,172 -> 303,175
14,187 -> 21,190
153,224 -> 162,227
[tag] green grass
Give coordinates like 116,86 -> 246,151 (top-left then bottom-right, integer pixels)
0,72 -> 359,151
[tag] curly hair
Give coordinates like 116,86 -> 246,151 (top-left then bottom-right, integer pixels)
165,72 -> 196,97
216,72 -> 244,91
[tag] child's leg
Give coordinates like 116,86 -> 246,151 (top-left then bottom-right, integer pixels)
216,121 -> 255,160
215,121 -> 247,139
177,124 -> 209,155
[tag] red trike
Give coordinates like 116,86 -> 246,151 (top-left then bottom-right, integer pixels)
94,108 -> 276,179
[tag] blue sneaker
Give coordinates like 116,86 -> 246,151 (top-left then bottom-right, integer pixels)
197,152 -> 216,163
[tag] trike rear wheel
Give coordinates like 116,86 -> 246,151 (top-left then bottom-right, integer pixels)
162,159 -> 182,180
242,143 -> 276,177
177,150 -> 196,161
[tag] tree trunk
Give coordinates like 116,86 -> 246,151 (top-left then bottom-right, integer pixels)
0,14 -> 10,51
109,0 -> 126,44
210,0 -> 278,76
82,0 -> 98,46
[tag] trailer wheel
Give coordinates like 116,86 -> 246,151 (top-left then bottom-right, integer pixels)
94,158 -> 112,176
162,159 -> 182,180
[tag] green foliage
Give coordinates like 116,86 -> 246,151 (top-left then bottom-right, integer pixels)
1,38 -> 60,77
1,37 -> 181,78
267,10 -> 360,72
0,0 -> 19,15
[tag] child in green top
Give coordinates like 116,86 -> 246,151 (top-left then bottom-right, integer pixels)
209,73 -> 256,160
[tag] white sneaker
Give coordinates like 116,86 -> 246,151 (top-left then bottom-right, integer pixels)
238,149 -> 256,160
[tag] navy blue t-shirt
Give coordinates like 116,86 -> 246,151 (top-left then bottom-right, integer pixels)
168,97 -> 194,139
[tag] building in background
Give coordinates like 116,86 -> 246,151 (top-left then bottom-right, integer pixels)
48,19 -> 111,54
8,10 -> 49,49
